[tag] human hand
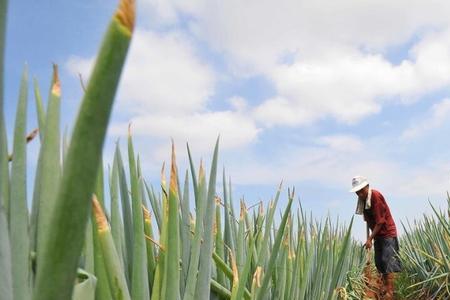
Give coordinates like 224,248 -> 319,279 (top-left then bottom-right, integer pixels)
364,239 -> 372,249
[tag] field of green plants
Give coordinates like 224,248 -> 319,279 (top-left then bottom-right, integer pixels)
1,0 -> 449,299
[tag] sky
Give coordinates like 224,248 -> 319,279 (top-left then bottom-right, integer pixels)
4,0 -> 450,240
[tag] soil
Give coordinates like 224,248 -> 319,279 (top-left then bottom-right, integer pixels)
363,258 -> 383,300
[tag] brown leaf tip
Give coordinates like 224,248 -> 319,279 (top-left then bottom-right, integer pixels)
51,64 -> 61,96
227,246 -> 239,285
116,0 -> 135,32
170,140 -> 178,194
128,123 -> 132,137
142,205 -> 151,223
259,202 -> 264,216
240,201 -> 247,220
161,161 -> 167,188
92,195 -> 109,232
198,159 -> 205,181
253,267 -> 262,288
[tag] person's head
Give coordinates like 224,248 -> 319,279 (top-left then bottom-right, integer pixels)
349,176 -> 369,198
355,184 -> 369,199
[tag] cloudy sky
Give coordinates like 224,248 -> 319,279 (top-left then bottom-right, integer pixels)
4,0 -> 450,239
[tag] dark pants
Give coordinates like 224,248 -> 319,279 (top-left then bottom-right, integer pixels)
374,237 -> 402,274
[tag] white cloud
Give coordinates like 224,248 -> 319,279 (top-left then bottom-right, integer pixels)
226,132 -> 450,201
226,136 -> 380,186
140,0 -> 204,26
140,0 -> 450,126
109,110 -> 260,153
228,96 -> 248,112
392,161 -> 450,198
316,135 -> 363,152
140,0 -> 179,25
267,51 -> 392,124
253,96 -> 314,126
65,25 -> 260,167
63,0 -> 450,222
116,29 -> 215,114
66,56 -> 94,81
142,0 -> 450,70
66,29 -> 215,115
255,32 -> 450,126
68,1 -> 450,128
402,98 -> 450,139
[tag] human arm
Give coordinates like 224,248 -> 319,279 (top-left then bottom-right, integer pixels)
364,191 -> 386,249
364,223 -> 382,249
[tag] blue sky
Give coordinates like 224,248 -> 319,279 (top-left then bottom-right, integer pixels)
4,0 -> 450,240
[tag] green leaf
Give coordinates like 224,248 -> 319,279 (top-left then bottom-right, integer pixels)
227,180 -> 238,260
0,117 -> 8,221
215,194 -> 226,287
115,144 -> 133,283
194,137 -> 220,299
62,126 -> 70,166
110,150 -> 124,268
183,159 -> 207,300
128,132 -> 149,300
210,279 -> 231,299
29,139 -> 42,255
186,143 -> 198,203
84,219 -> 95,274
36,66 -> 61,271
92,196 -> 131,300
32,2 -> 135,299
222,170 -> 234,267
255,191 -> 293,300
274,233 -> 288,300
92,165 -> 113,300
163,143 -> 180,300
326,217 -> 354,300
144,181 -> 162,231
142,201 -> 156,293
9,66 -> 31,300
33,78 -> 46,140
231,231 -> 255,300
236,202 -> 246,274
179,170 -> 191,295
0,205 -> 12,300
255,182 -> 282,268
0,0 -> 9,227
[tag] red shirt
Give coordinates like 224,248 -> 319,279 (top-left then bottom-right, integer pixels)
363,189 -> 397,238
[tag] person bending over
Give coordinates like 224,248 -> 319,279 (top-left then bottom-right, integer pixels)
350,176 -> 402,300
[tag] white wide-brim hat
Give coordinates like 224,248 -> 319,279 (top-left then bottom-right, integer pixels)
349,175 -> 369,192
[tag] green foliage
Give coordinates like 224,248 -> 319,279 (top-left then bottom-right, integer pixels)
398,197 -> 450,299
10,66 -> 31,300
0,205 -> 12,300
32,0 -> 134,296
0,1 -> 136,299
2,1 -> 424,300
73,269 -> 97,300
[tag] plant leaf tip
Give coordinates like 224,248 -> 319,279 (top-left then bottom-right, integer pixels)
170,141 -> 178,193
92,195 -> 109,232
142,205 -> 151,223
116,0 -> 136,32
127,123 -> 132,137
160,161 -> 167,186
51,64 -> 61,96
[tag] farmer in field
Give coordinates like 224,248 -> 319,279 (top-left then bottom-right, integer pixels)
350,176 -> 402,300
